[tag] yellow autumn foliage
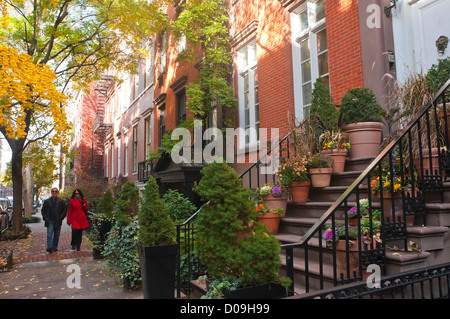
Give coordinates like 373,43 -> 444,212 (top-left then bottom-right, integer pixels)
0,44 -> 70,147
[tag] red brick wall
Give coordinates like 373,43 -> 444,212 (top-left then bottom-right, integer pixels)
232,0 -> 294,138
326,0 -> 365,104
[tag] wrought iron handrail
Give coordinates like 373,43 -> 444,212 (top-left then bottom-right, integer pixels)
282,78 -> 450,294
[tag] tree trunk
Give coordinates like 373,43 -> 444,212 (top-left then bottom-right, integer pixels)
11,147 -> 24,233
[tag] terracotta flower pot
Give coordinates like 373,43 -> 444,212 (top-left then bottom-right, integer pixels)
377,192 -> 415,226
263,194 -> 287,217
343,122 -> 384,159
413,147 -> 444,181
309,167 -> 332,188
321,149 -> 348,173
289,181 -> 311,203
257,212 -> 281,235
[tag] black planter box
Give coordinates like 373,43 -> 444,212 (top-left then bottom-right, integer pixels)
138,243 -> 178,299
226,283 -> 287,299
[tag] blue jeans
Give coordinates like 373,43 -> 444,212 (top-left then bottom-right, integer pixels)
47,220 -> 61,250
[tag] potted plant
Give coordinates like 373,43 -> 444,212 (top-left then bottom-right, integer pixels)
345,198 -> 371,225
194,162 -> 290,298
255,183 -> 288,215
370,173 -> 414,226
310,78 -> 340,135
319,130 -> 350,173
307,152 -> 333,188
254,203 -> 284,235
340,87 -> 384,159
276,156 -> 311,203
137,176 -> 178,299
88,189 -> 114,259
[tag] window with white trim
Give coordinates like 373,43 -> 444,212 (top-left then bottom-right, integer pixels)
238,40 -> 259,148
117,138 -> 121,176
291,0 -> 328,120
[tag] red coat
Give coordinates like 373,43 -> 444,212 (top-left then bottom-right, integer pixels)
67,198 -> 89,229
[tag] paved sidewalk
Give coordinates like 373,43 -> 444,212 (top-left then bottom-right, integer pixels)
0,211 -> 143,299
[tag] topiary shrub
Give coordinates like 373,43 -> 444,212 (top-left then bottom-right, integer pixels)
194,162 -> 290,289
341,87 -> 383,125
138,176 -> 176,247
114,181 -> 140,227
88,189 -> 114,256
426,57 -> 450,95
310,78 -> 339,132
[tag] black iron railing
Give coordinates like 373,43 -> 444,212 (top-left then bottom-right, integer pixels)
295,262 -> 450,299
282,78 -> 450,294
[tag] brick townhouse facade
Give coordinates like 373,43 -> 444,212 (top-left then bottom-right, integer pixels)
67,0 -> 397,190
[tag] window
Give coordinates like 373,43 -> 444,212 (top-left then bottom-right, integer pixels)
134,73 -> 140,100
291,0 -> 328,120
159,106 -> 166,146
176,89 -> 186,125
159,32 -> 167,73
117,138 -> 121,176
110,141 -> 114,178
238,41 -> 259,148
145,117 -> 152,158
145,45 -> 154,88
132,126 -> 138,173
124,139 -> 129,177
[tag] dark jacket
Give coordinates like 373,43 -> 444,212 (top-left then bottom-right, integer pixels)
42,197 -> 67,228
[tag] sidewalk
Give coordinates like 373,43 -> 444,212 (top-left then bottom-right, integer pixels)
0,211 -> 143,299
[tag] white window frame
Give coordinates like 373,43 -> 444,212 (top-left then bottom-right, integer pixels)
124,138 -> 129,177
117,138 -> 121,176
110,141 -> 114,178
291,0 -> 328,121
237,40 -> 259,149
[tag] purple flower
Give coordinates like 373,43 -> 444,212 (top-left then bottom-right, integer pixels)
347,206 -> 358,218
271,187 -> 282,196
323,228 -> 336,241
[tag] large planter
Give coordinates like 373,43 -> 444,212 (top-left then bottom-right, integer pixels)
92,219 -> 112,259
289,181 -> 311,203
309,167 -> 332,188
225,283 -> 286,299
263,194 -> 287,217
137,243 -> 179,299
413,147 -> 444,180
343,122 -> 384,159
378,192 -> 415,226
258,212 -> 281,235
321,149 -> 348,173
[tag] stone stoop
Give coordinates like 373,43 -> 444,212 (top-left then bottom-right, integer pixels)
276,154 -> 450,295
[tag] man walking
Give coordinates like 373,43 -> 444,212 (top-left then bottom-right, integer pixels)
41,187 -> 67,253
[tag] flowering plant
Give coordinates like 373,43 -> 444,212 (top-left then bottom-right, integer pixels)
255,183 -> 286,197
319,131 -> 351,152
323,222 -> 358,247
254,203 -> 284,216
276,156 -> 310,185
370,175 -> 406,195
346,198 -> 370,218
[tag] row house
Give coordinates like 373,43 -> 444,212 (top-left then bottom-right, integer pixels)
67,0 -> 448,196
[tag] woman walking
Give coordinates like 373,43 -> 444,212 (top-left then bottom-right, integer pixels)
67,189 -> 89,251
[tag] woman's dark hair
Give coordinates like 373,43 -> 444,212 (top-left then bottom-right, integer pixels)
71,189 -> 84,199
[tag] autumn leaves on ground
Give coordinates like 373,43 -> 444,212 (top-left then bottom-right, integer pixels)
0,228 -> 142,299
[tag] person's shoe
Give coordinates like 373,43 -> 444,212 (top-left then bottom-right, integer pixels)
71,245 -> 76,250
46,248 -> 52,253
53,248 -> 58,252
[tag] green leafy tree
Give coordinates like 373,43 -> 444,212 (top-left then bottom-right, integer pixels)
114,181 -> 140,227
0,0 -> 169,232
138,176 -> 176,247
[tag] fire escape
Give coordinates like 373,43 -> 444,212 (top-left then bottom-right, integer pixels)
92,75 -> 114,179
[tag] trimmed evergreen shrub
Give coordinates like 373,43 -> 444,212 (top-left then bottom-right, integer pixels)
138,176 -> 176,247
341,87 -> 383,125
194,162 -> 290,288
